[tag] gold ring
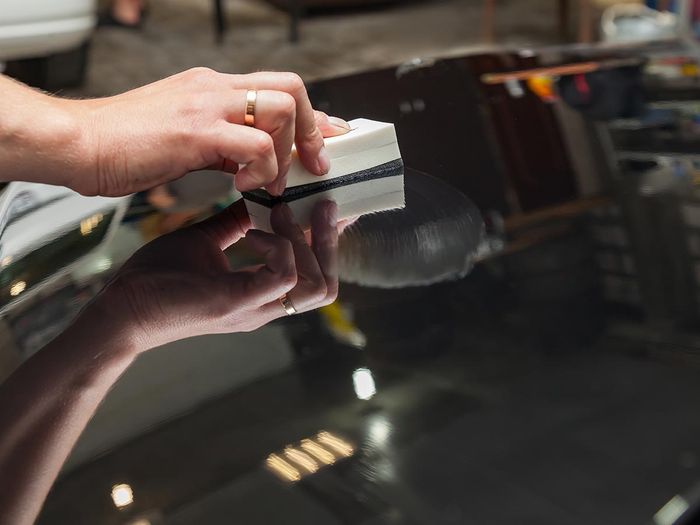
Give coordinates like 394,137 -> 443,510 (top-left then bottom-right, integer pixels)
244,90 -> 257,127
279,293 -> 297,315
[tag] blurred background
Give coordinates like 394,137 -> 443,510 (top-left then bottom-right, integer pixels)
5,1 -> 700,524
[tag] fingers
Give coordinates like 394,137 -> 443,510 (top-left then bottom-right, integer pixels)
270,204 -> 326,311
249,90 -> 296,196
257,201 -> 338,319
222,201 -> 340,328
205,158 -> 239,174
232,229 -> 298,305
310,200 -> 339,305
314,111 -> 351,138
225,72 -> 328,176
194,200 -> 251,250
212,123 -> 278,192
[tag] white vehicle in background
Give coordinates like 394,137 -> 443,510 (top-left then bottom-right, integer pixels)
0,182 -> 130,315
0,0 -> 97,89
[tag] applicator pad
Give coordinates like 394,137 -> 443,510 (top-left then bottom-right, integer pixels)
242,118 -> 404,232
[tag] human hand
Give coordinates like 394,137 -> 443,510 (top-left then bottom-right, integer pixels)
95,199 -> 339,352
72,68 -> 349,198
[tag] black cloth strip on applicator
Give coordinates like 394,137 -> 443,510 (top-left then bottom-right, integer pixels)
242,158 -> 404,208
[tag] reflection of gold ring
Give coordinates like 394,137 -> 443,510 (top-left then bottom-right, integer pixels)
244,90 -> 257,127
279,293 -> 297,315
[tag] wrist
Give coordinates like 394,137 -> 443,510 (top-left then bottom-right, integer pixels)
70,283 -> 149,360
0,77 -> 90,190
45,97 -> 98,195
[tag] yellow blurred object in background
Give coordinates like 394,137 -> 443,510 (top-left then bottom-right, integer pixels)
527,75 -> 557,103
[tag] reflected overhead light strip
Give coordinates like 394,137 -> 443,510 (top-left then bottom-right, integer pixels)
300,439 -> 336,465
654,495 -> 689,525
266,453 -> 301,482
284,446 -> 319,473
265,432 -> 354,483
316,431 -> 354,457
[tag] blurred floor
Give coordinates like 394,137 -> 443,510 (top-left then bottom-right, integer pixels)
73,0 -> 563,96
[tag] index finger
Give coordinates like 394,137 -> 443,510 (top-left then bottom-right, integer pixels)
224,72 -> 328,176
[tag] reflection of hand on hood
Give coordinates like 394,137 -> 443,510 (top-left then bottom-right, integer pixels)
338,168 -> 484,288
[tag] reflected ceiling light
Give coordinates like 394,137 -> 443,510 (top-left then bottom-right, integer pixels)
111,483 -> 134,509
266,453 -> 301,483
80,213 -> 104,236
9,281 -> 26,297
284,446 -> 319,474
300,439 -> 336,465
94,256 -> 112,272
654,494 -> 689,525
352,368 -> 376,400
1,255 -> 12,268
316,431 -> 354,458
368,415 -> 391,446
265,432 -> 354,483
128,520 -> 151,525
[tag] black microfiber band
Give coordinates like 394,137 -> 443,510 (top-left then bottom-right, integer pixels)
242,158 -> 404,208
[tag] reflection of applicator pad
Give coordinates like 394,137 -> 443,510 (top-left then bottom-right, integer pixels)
242,118 -> 404,232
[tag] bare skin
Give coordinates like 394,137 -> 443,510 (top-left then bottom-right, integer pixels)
111,0 -> 143,25
0,69 -> 350,524
0,69 -> 349,197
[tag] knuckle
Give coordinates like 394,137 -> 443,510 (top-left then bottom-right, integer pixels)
324,283 -> 339,304
309,281 -> 328,303
283,72 -> 305,94
276,92 -> 297,121
187,66 -> 217,82
252,134 -> 275,158
281,271 -> 298,289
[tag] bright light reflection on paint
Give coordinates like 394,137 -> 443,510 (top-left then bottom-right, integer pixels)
300,439 -> 336,465
265,432 -> 354,483
316,431 -> 354,457
111,483 -> 133,508
284,446 -> 319,473
10,281 -> 26,297
368,415 -> 391,446
654,494 -> 689,525
80,213 -> 103,236
266,453 -> 301,482
352,367 -> 376,400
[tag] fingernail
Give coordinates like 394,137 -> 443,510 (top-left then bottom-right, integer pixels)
317,146 -> 331,175
327,201 -> 338,227
328,116 -> 351,131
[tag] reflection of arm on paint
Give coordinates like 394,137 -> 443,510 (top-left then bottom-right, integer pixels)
0,201 -> 341,524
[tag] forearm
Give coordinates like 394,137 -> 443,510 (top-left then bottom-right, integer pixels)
0,74 -> 91,191
0,296 -> 140,524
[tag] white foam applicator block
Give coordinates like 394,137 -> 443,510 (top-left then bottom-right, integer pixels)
241,118 -> 404,232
